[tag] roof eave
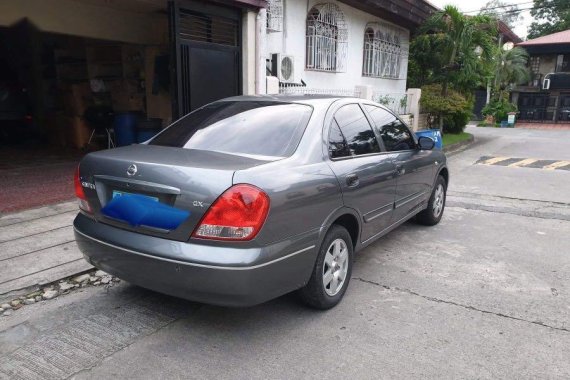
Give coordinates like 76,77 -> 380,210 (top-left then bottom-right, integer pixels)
337,0 -> 438,31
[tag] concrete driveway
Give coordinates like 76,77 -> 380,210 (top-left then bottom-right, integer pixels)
1,126 -> 569,379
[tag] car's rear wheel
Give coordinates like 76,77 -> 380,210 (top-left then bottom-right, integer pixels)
416,175 -> 446,226
299,225 -> 353,309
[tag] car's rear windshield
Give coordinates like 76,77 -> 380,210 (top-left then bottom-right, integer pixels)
149,101 -> 313,158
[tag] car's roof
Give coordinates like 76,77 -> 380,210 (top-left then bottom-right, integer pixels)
220,94 -> 357,105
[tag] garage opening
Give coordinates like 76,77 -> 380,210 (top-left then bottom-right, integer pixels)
0,17 -> 171,212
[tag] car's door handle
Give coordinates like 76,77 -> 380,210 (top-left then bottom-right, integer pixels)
346,174 -> 360,188
395,165 -> 405,176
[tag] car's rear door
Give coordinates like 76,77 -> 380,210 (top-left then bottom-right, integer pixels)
363,105 -> 435,223
326,103 -> 396,242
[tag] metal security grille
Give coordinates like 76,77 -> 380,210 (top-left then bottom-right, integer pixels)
267,0 -> 283,32
178,9 -> 239,46
169,1 -> 241,119
362,23 -> 406,79
306,3 -> 348,73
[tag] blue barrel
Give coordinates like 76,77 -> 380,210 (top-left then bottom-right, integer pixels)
500,120 -> 509,128
113,112 -> 138,146
415,129 -> 443,149
136,118 -> 163,143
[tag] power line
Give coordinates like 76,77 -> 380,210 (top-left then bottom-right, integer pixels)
498,4 -> 570,14
463,3 -> 569,15
464,1 -> 534,14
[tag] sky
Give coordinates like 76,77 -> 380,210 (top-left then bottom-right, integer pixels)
428,0 -> 534,39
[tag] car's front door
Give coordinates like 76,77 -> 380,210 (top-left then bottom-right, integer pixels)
326,104 -> 397,242
363,105 -> 435,223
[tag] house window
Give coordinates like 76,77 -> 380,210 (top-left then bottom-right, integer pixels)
306,3 -> 348,73
267,0 -> 283,32
362,23 -> 405,79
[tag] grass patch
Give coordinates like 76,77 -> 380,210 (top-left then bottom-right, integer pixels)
443,132 -> 472,147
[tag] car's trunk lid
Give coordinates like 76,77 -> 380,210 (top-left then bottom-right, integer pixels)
79,144 -> 273,241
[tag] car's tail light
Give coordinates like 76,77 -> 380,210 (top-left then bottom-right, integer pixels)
74,166 -> 92,213
192,184 -> 270,241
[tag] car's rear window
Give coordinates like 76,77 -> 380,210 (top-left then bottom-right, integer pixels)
149,101 -> 313,158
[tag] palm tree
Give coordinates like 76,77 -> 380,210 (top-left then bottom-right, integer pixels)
420,5 -> 497,97
493,46 -> 530,100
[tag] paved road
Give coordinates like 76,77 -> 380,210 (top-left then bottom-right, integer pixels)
1,126 -> 569,379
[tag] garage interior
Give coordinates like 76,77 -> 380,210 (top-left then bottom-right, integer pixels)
0,0 -> 256,213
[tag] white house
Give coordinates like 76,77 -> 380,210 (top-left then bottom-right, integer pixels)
262,0 -> 436,114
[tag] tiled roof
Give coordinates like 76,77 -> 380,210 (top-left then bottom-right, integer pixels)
498,20 -> 522,44
518,29 -> 570,46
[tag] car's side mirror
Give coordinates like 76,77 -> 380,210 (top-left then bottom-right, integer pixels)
418,136 -> 435,150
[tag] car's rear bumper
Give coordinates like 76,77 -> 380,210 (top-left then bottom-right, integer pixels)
73,213 -> 318,307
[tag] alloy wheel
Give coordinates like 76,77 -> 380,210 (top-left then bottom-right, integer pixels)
322,238 -> 349,296
433,184 -> 445,218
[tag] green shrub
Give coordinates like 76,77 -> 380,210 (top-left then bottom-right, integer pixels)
443,109 -> 472,134
482,98 -> 517,122
420,84 -> 473,134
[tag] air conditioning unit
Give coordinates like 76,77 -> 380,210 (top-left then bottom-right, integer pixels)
271,54 -> 295,83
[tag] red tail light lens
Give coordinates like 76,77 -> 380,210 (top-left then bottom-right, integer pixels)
192,184 -> 270,241
74,166 -> 91,213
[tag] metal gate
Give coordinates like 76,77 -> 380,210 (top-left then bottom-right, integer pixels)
559,93 -> 570,122
517,92 -> 570,124
473,89 -> 487,120
169,0 -> 241,119
517,93 -> 551,123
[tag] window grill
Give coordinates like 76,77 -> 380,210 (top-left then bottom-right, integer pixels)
306,3 -> 348,73
362,23 -> 407,79
267,0 -> 283,32
529,56 -> 540,74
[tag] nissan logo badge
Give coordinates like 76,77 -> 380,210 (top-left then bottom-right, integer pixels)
127,164 -> 138,176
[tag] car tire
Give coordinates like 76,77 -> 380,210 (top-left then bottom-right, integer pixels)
416,175 -> 447,226
299,225 -> 353,310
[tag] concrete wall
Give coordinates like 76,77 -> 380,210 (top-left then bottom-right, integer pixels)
265,0 -> 409,94
0,0 -> 167,45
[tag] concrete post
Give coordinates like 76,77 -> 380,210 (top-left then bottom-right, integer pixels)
406,88 -> 422,131
355,85 -> 373,100
242,11 -> 256,95
255,9 -> 267,95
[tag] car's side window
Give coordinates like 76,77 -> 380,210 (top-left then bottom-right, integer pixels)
328,120 -> 350,158
333,104 -> 381,156
364,105 -> 416,152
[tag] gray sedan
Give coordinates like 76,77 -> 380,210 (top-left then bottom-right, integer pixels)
73,95 -> 448,309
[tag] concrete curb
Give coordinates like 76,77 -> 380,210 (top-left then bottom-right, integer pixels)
443,133 -> 475,155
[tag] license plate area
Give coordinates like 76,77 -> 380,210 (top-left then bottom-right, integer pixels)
112,190 -> 159,202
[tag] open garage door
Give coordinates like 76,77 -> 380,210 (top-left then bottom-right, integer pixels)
169,0 -> 241,119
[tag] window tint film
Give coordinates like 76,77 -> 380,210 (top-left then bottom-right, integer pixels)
328,120 -> 350,158
364,105 -> 415,151
150,101 -> 312,158
334,104 -> 380,156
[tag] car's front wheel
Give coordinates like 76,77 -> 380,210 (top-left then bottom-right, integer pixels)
299,225 -> 353,309
416,175 -> 447,226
